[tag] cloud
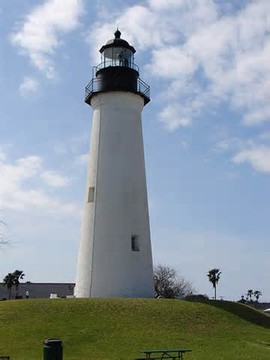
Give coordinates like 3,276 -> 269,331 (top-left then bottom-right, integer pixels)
212,126 -> 245,154
11,0 -> 83,79
150,46 -> 197,80
89,0 -> 270,130
159,104 -> 192,131
19,76 -> 39,96
53,143 -> 68,155
53,134 -> 89,157
259,132 -> 270,141
75,153 -> 88,165
41,170 -> 70,188
233,145 -> 270,173
213,128 -> 270,175
0,152 -> 77,214
244,106 -> 270,126
0,149 -> 6,162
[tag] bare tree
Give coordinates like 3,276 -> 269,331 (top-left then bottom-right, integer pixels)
153,264 -> 194,299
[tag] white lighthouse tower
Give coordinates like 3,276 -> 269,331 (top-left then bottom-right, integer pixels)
75,30 -> 153,298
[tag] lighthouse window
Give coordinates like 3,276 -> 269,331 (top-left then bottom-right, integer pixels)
88,187 -> 95,202
103,47 -> 133,67
131,235 -> 140,251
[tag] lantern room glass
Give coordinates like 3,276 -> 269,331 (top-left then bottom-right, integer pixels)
101,47 -> 134,68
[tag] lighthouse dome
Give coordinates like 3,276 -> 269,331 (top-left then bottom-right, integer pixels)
99,29 -> 136,55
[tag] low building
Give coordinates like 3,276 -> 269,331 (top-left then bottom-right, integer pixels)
0,282 -> 75,299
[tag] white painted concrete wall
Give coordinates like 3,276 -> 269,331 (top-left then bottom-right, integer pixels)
75,92 -> 153,298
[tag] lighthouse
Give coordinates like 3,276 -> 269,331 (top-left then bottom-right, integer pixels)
75,30 -> 153,298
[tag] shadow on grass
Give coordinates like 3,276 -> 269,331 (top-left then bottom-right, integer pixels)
187,299 -> 270,329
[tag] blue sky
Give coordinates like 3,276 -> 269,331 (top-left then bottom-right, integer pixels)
1,0 -> 270,301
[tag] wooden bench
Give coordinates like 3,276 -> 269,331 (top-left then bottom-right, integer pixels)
135,358 -> 167,360
134,355 -> 166,360
135,358 -> 165,360
135,349 -> 192,359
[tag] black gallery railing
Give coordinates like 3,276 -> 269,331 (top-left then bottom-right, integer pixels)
85,77 -> 150,102
94,60 -> 139,73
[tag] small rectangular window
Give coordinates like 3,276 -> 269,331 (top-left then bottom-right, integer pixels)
88,187 -> 95,202
131,235 -> 140,251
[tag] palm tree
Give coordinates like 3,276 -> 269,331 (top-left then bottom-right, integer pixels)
253,290 -> 262,302
246,289 -> 253,302
207,268 -> 221,300
13,270 -> 25,298
3,273 -> 15,299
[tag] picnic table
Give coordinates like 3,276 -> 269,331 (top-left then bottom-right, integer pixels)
135,348 -> 192,359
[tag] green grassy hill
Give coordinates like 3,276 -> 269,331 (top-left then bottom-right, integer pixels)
0,298 -> 269,360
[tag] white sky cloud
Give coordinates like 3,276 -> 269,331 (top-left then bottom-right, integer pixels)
53,134 -> 89,157
159,104 -> 192,131
53,143 -> 67,155
19,76 -> 39,97
148,0 -> 186,10
0,152 -> 76,214
149,46 -> 197,79
89,0 -> 270,130
41,170 -> 70,188
244,106 -> 270,126
11,0 -> 83,79
0,149 -> 6,162
233,145 -> 270,173
259,132 -> 270,141
75,153 -> 89,165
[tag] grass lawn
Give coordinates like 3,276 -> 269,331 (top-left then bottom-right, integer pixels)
0,298 -> 269,359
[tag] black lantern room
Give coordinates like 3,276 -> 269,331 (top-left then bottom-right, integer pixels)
85,30 -> 150,106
